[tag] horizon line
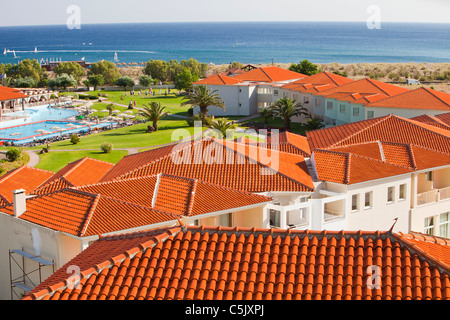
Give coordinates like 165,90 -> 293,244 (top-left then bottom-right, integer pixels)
1,20 -> 450,28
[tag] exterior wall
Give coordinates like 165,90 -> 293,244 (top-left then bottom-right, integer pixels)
0,213 -> 61,300
193,84 -> 257,116
364,106 -> 449,120
323,99 -> 365,125
410,201 -> 450,236
232,207 -> 265,228
344,175 -> 412,233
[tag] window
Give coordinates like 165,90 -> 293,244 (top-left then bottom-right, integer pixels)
367,110 -> 374,119
219,213 -> 232,227
327,101 -> 333,110
351,194 -> 359,212
339,104 -> 346,113
439,212 -> 450,238
425,171 -> 433,181
424,216 -> 435,235
353,107 -> 360,117
303,96 -> 309,104
399,184 -> 407,200
364,191 -> 373,208
269,209 -> 281,228
387,186 -> 395,203
315,98 -> 321,107
273,89 -> 279,96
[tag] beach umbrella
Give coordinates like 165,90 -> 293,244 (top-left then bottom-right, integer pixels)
40,130 -> 52,135
112,109 -> 121,114
124,110 -> 133,114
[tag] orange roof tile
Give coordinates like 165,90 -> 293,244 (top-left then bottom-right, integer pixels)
0,166 -> 54,204
34,157 -> 114,195
317,78 -> 409,100
436,112 -> 450,126
23,226 -> 450,300
410,114 -> 450,130
193,74 -> 243,85
282,71 -> 354,90
236,131 -> 311,157
0,188 -> 177,237
0,85 -> 28,101
78,174 -> 272,217
306,114 -> 450,155
233,66 -> 306,83
366,87 -> 450,111
100,138 -> 315,193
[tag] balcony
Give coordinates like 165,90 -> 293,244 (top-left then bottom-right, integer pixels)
324,208 -> 345,223
417,186 -> 450,206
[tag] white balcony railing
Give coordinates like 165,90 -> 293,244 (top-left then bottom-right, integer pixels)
417,187 -> 450,206
324,209 -> 344,223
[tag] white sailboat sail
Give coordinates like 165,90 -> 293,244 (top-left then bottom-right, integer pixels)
3,48 -> 6,55
114,52 -> 118,61
34,46 -> 37,53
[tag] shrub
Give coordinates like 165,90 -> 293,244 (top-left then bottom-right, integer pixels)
70,134 -> 80,144
100,142 -> 113,153
6,148 -> 21,162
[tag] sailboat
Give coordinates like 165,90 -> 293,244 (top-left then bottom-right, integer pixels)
3,48 -> 6,55
114,52 -> 119,62
13,50 -> 17,58
34,46 -> 37,53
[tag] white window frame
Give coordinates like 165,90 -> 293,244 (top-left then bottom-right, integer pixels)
399,184 -> 407,201
351,194 -> 360,212
339,104 -> 346,113
424,216 -> 435,235
439,212 -> 450,238
353,107 -> 360,117
387,186 -> 395,203
367,110 -> 374,119
327,101 -> 333,110
364,191 -> 373,209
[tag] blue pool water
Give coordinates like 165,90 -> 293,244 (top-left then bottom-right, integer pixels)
0,120 -> 115,145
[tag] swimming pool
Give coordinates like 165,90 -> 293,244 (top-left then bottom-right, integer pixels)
0,120 -> 116,145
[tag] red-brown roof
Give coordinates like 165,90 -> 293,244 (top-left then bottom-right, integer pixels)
0,166 -> 53,204
0,85 -> 28,101
193,74 -> 244,85
410,113 -> 450,130
23,225 -> 450,300
232,66 -> 306,83
306,114 -> 450,155
366,87 -> 450,111
100,138 -> 315,193
281,71 -> 354,90
34,157 -> 114,195
78,174 -> 272,217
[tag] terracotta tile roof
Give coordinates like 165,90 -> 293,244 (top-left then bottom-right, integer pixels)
193,74 -> 243,85
317,78 -> 409,101
0,85 -> 28,101
281,71 -> 354,90
23,226 -> 450,300
78,174 -> 272,217
0,188 -> 177,237
312,149 -> 412,184
232,66 -> 306,83
236,131 -> 311,157
34,157 -> 114,195
0,166 -> 53,204
366,87 -> 450,111
410,114 -> 450,130
306,114 -> 450,155
101,138 -> 315,193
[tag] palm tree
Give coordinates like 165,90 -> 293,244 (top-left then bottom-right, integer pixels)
106,103 -> 114,116
304,116 -> 325,131
271,97 -> 308,130
210,118 -> 237,139
181,84 -> 225,124
259,107 -> 274,127
139,102 -> 168,131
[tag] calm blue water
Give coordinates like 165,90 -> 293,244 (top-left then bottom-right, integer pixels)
9,105 -> 78,123
0,22 -> 449,65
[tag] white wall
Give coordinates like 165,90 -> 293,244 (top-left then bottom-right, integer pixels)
364,106 -> 450,119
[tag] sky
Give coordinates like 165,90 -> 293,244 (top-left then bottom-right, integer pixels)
0,0 -> 449,27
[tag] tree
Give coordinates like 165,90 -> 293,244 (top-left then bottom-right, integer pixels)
139,102 -> 168,131
106,103 -> 114,116
82,79 -> 91,91
175,68 -> 198,92
88,74 -> 104,91
48,74 -> 77,90
271,98 -> 308,130
115,76 -> 135,90
289,59 -> 320,76
181,84 -> 225,123
259,107 -> 274,127
53,62 -> 86,83
304,117 -> 325,131
89,60 -> 120,84
18,59 -> 44,83
139,75 -> 153,87
144,60 -> 169,82
210,118 -> 237,139
12,77 -> 36,88
6,148 -> 21,162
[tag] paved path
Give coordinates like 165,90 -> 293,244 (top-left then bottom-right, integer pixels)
26,150 -> 40,167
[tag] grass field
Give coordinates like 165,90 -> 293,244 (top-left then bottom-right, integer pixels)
35,150 -> 128,172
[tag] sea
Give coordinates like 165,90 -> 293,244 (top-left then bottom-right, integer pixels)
0,21 -> 449,66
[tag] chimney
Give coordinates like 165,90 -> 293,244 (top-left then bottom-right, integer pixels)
13,189 -> 27,217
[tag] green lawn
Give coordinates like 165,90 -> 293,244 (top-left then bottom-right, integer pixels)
40,118 -> 205,151
35,150 -> 128,172
90,90 -> 191,116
